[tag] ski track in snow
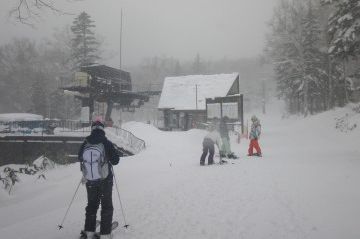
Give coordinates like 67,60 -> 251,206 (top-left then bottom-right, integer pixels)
0,102 -> 360,239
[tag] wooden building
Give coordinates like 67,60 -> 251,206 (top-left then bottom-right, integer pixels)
158,73 -> 241,130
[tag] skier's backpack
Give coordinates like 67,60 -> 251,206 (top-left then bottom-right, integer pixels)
81,142 -> 109,181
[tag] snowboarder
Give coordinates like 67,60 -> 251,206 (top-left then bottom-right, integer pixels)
219,117 -> 237,159
248,115 -> 262,157
78,120 -> 120,239
200,124 -> 222,165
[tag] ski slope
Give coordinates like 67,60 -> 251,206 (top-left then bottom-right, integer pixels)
0,101 -> 359,239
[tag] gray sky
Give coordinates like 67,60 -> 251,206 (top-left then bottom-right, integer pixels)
0,0 -> 278,67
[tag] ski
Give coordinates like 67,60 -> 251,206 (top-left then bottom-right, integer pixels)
94,221 -> 119,238
200,160 -> 234,166
80,221 -> 118,239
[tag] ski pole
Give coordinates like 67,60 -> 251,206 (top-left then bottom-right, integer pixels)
111,167 -> 130,228
58,178 -> 82,230
218,144 -> 222,164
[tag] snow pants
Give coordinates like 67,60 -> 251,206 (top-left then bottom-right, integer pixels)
84,177 -> 114,235
248,139 -> 261,155
200,138 -> 215,164
221,137 -> 231,155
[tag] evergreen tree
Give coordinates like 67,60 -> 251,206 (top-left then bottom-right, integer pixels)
321,0 -> 360,59
0,38 -> 39,112
173,60 -> 182,76
31,75 -> 48,117
321,0 -> 360,105
266,0 -> 306,114
71,12 -> 100,68
302,0 -> 327,113
192,53 -> 203,74
266,0 -> 328,115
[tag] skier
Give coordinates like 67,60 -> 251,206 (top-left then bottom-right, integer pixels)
219,117 -> 237,159
78,120 -> 120,239
200,124 -> 222,165
248,115 -> 262,157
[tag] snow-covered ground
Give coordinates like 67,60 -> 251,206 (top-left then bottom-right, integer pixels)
0,100 -> 359,239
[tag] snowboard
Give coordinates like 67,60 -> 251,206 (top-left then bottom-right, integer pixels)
80,221 -> 118,239
247,153 -> 262,157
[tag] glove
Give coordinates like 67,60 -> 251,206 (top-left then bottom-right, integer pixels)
81,176 -> 87,185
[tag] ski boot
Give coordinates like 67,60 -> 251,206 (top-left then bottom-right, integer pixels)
80,231 -> 95,239
219,159 -> 228,164
227,152 -> 239,159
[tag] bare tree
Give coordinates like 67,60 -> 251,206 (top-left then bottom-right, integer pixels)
9,0 -> 82,25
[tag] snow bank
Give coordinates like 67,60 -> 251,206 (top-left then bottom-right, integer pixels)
0,113 -> 43,122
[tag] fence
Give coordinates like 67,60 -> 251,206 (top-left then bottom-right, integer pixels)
57,120 -> 91,133
112,126 -> 146,155
0,119 -> 91,135
0,119 -> 146,155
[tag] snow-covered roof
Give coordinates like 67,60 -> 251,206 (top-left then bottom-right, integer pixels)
158,73 -> 239,111
0,113 -> 43,122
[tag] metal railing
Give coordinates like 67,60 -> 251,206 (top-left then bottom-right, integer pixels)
0,119 -> 146,155
57,120 -> 91,133
0,119 -> 91,136
112,126 -> 146,155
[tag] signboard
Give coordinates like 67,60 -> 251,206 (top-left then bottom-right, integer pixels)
75,72 -> 89,87
80,107 -> 90,122
222,102 -> 238,119
205,94 -> 244,133
207,103 -> 221,119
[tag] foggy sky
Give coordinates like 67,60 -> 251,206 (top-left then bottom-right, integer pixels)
0,0 -> 278,67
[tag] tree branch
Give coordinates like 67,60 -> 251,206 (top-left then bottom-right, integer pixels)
9,0 -> 81,26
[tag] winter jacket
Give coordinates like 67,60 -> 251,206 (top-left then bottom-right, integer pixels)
204,131 -> 222,147
78,129 -> 120,179
249,121 -> 261,140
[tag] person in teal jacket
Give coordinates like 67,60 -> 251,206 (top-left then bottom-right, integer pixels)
219,117 -> 237,159
248,115 -> 262,157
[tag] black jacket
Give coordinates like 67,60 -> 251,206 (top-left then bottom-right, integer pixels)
78,129 -> 120,178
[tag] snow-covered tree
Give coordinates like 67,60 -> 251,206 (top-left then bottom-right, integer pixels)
0,33 -> 81,118
0,39 -> 40,112
303,1 -> 329,113
266,0 -> 329,115
321,0 -> 360,106
266,0 -> 304,113
71,12 -> 100,68
321,0 -> 360,59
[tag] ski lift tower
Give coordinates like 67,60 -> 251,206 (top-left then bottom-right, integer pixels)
63,64 -> 151,124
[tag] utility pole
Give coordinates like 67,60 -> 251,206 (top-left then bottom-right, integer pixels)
118,8 -> 123,127
195,84 -> 198,110
120,8 -> 123,71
